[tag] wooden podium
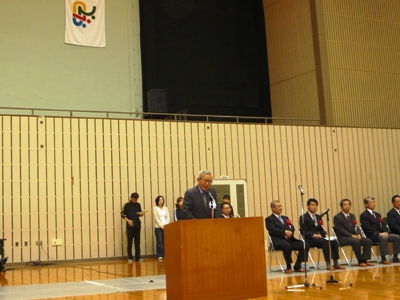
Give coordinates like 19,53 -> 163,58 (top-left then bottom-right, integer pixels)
164,217 -> 267,300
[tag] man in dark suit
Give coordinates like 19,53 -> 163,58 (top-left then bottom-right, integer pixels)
181,170 -> 219,219
266,200 -> 309,274
333,198 -> 373,267
300,198 -> 345,270
360,196 -> 400,264
387,194 -> 400,236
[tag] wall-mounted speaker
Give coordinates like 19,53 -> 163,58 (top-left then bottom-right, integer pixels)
147,89 -> 167,113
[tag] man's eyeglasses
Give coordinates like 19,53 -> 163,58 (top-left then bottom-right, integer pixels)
200,178 -> 213,184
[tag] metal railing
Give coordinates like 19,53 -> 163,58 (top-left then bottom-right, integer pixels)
0,106 -> 321,125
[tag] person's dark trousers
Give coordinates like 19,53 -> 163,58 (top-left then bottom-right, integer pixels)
307,238 -> 340,261
273,239 -> 309,269
339,237 -> 372,263
155,228 -> 165,257
127,228 -> 141,260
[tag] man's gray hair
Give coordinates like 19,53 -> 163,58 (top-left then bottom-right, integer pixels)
363,196 -> 375,205
270,200 -> 280,209
198,170 -> 212,179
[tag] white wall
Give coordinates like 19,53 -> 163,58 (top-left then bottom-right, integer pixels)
0,0 -> 142,114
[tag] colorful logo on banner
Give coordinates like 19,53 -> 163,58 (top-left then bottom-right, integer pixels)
72,1 -> 96,28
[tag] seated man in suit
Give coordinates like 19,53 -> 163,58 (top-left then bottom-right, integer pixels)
266,200 -> 309,274
333,198 -> 373,267
360,196 -> 400,264
387,194 -> 400,236
219,202 -> 233,218
300,198 -> 345,270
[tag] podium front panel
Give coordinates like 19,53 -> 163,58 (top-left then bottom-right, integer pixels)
165,217 -> 267,300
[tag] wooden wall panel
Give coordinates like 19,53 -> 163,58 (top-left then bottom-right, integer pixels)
70,119 -> 82,259
229,125 -> 240,179
263,0 -> 319,123
169,122 -> 181,201
37,117 -> 48,261
2,116 -> 400,262
139,121 -> 152,256
54,118 -> 66,260
20,118 -> 30,261
2,118 -> 13,259
255,125 -> 267,218
11,118 -> 22,261
45,118 -> 57,260
63,120 -> 74,260
323,0 -> 400,127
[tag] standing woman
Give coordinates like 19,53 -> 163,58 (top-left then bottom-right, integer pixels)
174,197 -> 184,221
153,195 -> 170,260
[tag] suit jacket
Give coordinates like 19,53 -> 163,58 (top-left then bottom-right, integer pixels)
387,208 -> 400,235
360,210 -> 387,243
333,212 -> 359,239
181,185 -> 219,219
220,203 -> 234,217
265,214 -> 298,245
299,212 -> 326,240
219,214 -> 233,218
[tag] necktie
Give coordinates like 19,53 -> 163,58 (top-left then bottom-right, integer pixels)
313,215 -> 317,227
202,193 -> 206,207
372,211 -> 376,218
346,215 -> 351,224
278,215 -> 284,224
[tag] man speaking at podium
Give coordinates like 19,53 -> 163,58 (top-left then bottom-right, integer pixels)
182,170 -> 219,219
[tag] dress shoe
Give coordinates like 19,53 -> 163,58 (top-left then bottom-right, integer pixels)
285,269 -> 293,274
334,265 -> 346,269
393,258 -> 400,263
382,260 -> 391,265
1,257 -> 7,265
366,262 -> 374,266
293,267 -> 306,272
326,266 -> 336,271
358,262 -> 367,267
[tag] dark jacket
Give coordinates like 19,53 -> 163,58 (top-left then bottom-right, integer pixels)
360,210 -> 387,243
182,185 -> 219,219
121,201 -> 142,229
265,214 -> 300,245
299,212 -> 327,240
387,208 -> 400,234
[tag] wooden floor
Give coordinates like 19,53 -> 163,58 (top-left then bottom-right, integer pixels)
1,258 -> 400,299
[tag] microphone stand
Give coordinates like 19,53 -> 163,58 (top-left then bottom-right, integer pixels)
324,211 -> 338,284
319,212 -> 352,288
286,186 -> 320,290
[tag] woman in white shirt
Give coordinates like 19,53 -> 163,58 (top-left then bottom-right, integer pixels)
153,195 -> 170,260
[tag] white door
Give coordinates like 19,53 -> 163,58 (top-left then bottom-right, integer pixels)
211,179 -> 248,217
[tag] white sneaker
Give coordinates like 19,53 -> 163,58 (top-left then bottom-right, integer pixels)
158,257 -> 163,260
128,259 -> 133,263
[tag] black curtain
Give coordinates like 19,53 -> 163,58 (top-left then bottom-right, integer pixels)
139,0 -> 271,118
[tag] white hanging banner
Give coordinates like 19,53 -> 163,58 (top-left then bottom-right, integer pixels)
65,0 -> 106,47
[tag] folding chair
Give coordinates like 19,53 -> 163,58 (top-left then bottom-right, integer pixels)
298,232 -> 321,269
267,233 -> 285,272
359,226 -> 380,262
383,217 -> 390,232
331,228 -> 353,265
383,217 -> 394,260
